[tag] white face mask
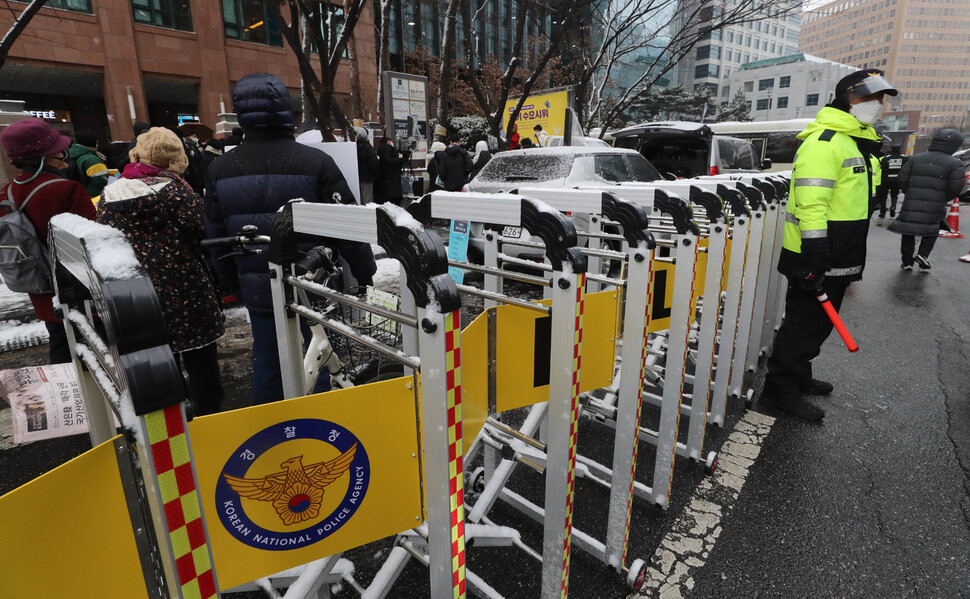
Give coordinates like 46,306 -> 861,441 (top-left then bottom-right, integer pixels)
852,99 -> 883,125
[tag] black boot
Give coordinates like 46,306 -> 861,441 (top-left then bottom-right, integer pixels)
760,393 -> 825,421
800,378 -> 834,396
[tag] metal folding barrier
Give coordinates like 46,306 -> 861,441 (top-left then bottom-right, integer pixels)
267,200 -> 468,598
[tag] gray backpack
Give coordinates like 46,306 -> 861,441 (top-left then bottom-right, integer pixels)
0,178 -> 62,294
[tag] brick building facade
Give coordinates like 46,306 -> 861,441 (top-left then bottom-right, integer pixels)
0,0 -> 378,148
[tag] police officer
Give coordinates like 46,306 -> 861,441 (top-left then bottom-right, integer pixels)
878,144 -> 908,218
761,69 -> 898,421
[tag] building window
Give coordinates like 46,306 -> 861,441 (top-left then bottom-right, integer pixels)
744,81 -> 754,92
758,78 -> 774,90
697,45 -> 721,60
695,63 -> 720,79
779,75 -> 791,88
757,98 -> 772,110
806,93 -> 820,106
132,0 -> 193,30
223,0 -> 282,46
777,96 -> 789,108
45,0 -> 93,12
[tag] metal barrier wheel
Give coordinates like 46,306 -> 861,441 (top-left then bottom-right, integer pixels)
744,388 -> 756,409
627,558 -> 648,590
705,451 -> 718,475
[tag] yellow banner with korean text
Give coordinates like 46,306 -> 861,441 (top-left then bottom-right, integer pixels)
188,378 -> 423,590
504,89 -> 570,139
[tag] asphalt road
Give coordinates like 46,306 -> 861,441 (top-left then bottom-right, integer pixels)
685,214 -> 970,599
1,211 -> 968,598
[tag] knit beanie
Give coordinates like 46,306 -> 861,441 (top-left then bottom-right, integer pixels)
129,127 -> 188,174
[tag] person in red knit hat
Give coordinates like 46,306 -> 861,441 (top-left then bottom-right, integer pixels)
0,118 -> 96,363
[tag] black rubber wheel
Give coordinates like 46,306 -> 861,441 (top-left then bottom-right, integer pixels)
352,359 -> 407,386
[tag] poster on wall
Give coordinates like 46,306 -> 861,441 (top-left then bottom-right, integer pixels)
391,77 -> 410,100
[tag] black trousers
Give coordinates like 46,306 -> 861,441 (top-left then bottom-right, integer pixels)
900,234 -> 937,266
878,180 -> 902,214
764,278 -> 849,400
45,321 -> 72,365
175,342 -> 224,416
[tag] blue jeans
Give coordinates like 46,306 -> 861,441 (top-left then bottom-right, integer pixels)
249,309 -> 332,405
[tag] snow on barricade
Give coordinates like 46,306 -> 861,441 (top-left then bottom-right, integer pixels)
49,213 -> 142,281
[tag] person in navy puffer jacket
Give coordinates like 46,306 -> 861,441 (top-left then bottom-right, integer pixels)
205,72 -> 376,405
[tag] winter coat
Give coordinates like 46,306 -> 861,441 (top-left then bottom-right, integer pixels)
204,127 -> 376,314
0,169 -> 95,321
65,144 -> 110,198
436,144 -> 475,192
778,106 -> 882,282
374,141 -> 404,202
98,163 -> 225,352
356,138 -> 379,184
470,149 -> 491,181
889,128 -> 966,237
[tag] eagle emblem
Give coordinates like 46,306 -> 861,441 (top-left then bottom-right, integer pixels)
223,443 -> 358,526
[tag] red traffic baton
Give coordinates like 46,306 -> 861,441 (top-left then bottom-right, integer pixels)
817,292 -> 858,352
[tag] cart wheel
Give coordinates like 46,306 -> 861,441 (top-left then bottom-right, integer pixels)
627,558 -> 648,590
704,452 -> 718,475
465,466 -> 486,503
743,388 -> 755,409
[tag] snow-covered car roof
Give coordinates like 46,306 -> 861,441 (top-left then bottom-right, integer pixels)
467,146 -> 661,193
613,121 -> 712,137
505,145 -> 641,156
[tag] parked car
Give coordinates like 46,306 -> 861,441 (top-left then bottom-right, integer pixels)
611,121 -> 770,178
540,135 -> 612,148
464,146 -> 662,261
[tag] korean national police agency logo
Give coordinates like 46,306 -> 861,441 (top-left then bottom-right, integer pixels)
216,419 -> 370,550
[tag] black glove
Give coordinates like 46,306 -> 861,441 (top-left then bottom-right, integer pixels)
795,266 -> 825,291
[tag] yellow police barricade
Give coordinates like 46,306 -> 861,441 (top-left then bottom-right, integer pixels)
262,201 -> 469,598
25,207 -> 466,599
0,436 -> 154,599
407,192 -> 593,599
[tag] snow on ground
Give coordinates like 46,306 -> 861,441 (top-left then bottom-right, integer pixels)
0,320 -> 48,353
0,282 -> 31,315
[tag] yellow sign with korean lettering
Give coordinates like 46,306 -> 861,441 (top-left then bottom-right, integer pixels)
189,378 -> 423,590
504,89 -> 570,139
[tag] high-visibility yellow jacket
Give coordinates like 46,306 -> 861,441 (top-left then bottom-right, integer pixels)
779,106 -> 882,282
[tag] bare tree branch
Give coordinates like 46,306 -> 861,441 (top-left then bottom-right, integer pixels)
0,0 -> 48,70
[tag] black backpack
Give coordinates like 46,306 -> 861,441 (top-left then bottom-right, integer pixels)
0,179 -> 64,294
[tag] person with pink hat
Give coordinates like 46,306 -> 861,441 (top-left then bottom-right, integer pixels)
0,118 -> 96,364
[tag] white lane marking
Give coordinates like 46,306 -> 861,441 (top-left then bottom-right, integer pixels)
632,410 -> 776,599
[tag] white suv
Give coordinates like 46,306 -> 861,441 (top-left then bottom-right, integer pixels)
463,146 -> 662,261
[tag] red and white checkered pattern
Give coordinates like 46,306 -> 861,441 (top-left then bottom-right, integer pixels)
146,404 -> 216,599
444,310 -> 467,598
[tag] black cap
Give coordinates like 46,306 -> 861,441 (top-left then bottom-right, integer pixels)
835,69 -> 898,99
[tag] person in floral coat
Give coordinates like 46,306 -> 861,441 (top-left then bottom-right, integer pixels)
98,127 -> 225,416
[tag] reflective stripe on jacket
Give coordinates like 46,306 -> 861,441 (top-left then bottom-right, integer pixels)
780,106 -> 881,281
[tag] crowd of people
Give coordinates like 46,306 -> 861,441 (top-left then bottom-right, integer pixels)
2,68 -> 967,421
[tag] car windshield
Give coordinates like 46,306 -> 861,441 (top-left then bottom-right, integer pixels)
572,154 -> 662,183
474,154 -> 574,183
